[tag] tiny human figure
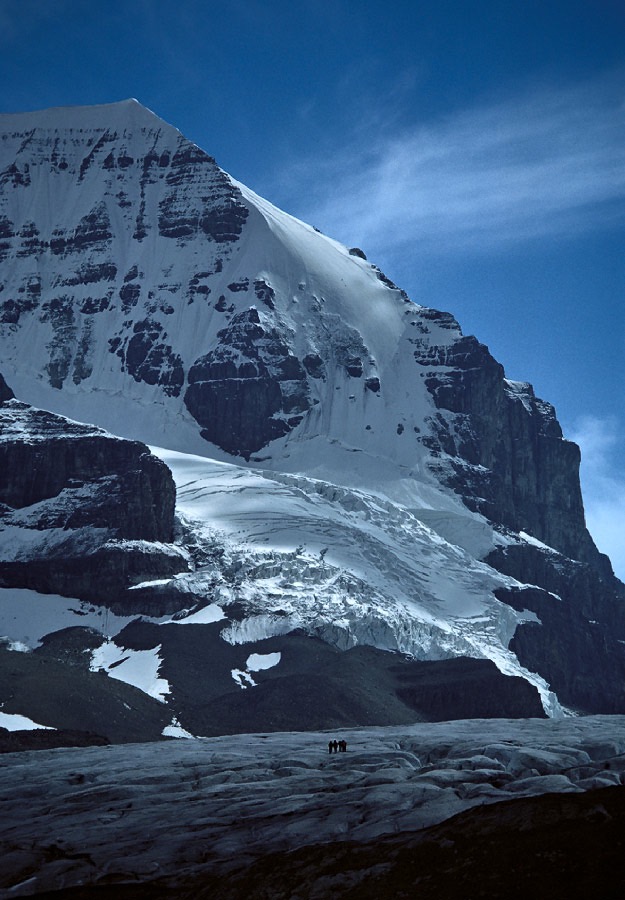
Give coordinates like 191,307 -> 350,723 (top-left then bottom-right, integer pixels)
339,739 -> 347,752
333,740 -> 339,753
328,740 -> 334,754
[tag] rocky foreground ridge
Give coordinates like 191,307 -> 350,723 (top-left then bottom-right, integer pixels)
2,717 -> 625,898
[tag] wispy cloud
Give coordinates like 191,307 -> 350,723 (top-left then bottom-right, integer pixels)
570,415 -> 625,582
275,70 -> 625,257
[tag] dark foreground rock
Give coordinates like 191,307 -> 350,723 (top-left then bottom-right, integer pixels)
2,717 -> 625,899
178,784 -> 625,900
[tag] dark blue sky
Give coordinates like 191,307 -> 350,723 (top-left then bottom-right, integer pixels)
1,0 -> 624,573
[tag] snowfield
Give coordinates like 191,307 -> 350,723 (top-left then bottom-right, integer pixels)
152,447 -> 559,715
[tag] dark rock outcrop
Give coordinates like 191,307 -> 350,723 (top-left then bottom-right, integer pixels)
491,543 -> 625,713
0,392 -> 187,605
393,656 -> 546,721
0,373 -> 14,402
113,624 -> 544,737
185,307 -> 310,458
110,317 -> 185,397
416,328 -> 601,567
0,400 -> 175,539
0,642 -> 170,744
0,728 -> 110,753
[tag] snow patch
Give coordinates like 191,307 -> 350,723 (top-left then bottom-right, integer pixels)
90,640 -> 170,702
231,669 -> 256,689
162,717 -> 195,739
504,379 -> 534,413
129,579 -> 173,590
159,604 -> 225,626
246,652 -> 281,671
2,639 -> 31,653
0,711 -> 54,731
519,531 -> 558,553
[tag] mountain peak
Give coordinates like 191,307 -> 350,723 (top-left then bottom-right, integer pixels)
0,98 -> 175,135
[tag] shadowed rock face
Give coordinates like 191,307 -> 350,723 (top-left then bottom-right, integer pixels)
1,404 -> 160,525
108,625 -> 545,737
112,317 -> 185,397
0,389 -> 186,604
411,325 -> 625,714
185,308 -> 310,458
0,374 -> 14,402
491,545 -> 625,714
0,400 -> 175,539
416,327 -> 600,567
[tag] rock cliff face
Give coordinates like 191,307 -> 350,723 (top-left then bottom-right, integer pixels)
185,307 -> 311,458
422,340 -> 625,711
0,374 -> 14,402
0,384 -> 186,606
490,545 -> 625,713
415,323 -> 602,567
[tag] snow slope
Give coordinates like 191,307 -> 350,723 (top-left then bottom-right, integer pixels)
0,99 -> 462,485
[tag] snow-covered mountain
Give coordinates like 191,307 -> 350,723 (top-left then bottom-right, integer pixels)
1,99 -> 624,738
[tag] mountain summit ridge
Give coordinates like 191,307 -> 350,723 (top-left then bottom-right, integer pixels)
0,100 -> 624,731
0,97 -> 173,133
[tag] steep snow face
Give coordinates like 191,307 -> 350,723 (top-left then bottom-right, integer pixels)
0,100 -> 458,497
